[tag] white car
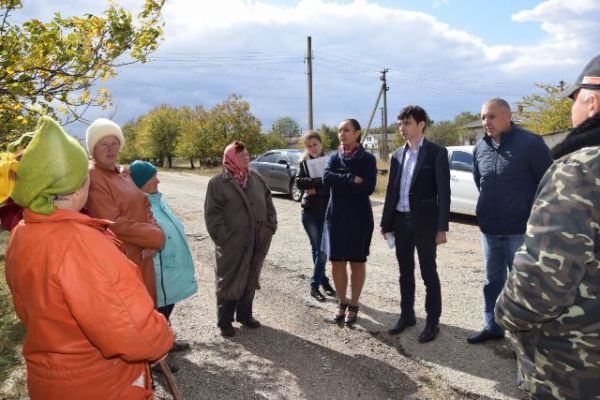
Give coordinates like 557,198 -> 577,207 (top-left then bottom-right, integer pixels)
447,145 -> 478,216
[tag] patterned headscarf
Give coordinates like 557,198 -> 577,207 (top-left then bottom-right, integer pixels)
222,141 -> 249,188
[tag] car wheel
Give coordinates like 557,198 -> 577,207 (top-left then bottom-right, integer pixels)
289,179 -> 303,202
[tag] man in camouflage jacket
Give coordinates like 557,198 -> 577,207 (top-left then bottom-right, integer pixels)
495,54 -> 600,399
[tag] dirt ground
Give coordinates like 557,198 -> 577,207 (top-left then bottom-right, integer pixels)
149,170 -> 526,400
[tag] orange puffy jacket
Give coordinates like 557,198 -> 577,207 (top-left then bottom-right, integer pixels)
86,161 -> 165,303
5,209 -> 174,399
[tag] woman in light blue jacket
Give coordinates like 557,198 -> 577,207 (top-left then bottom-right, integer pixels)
129,160 -> 198,351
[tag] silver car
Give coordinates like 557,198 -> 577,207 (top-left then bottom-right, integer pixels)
250,149 -> 304,201
447,145 -> 478,216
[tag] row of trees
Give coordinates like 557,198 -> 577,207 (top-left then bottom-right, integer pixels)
120,95 -> 292,167
119,93 -> 346,167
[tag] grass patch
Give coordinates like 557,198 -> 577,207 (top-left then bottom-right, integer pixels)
156,165 -> 222,178
374,159 -> 391,199
0,230 -> 27,398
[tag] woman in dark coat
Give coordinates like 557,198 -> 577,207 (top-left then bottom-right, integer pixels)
204,141 -> 277,337
295,131 -> 336,302
323,119 -> 377,326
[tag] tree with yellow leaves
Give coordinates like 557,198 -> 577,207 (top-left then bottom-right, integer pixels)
0,0 -> 165,146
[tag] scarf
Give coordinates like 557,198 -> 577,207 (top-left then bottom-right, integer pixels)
340,143 -> 360,158
222,143 -> 249,188
551,113 -> 600,159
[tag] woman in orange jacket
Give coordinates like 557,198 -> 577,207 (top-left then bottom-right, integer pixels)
2,117 -> 173,399
84,118 -> 164,303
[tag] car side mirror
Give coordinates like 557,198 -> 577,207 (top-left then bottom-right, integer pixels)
278,159 -> 289,167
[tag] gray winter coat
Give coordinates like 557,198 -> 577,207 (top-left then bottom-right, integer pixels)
204,170 -> 277,300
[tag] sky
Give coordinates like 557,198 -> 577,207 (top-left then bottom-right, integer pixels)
13,0 -> 600,136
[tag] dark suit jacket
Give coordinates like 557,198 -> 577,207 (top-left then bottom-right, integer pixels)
380,138 -> 450,233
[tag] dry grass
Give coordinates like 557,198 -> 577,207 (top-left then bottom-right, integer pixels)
374,159 -> 391,198
0,231 -> 27,399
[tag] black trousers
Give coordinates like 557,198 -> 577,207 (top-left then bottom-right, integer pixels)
393,212 -> 441,324
217,287 -> 256,328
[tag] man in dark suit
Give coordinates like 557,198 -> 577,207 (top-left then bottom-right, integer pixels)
380,105 -> 450,343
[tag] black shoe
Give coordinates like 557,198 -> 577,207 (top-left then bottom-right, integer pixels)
239,317 -> 261,329
170,340 -> 190,352
219,325 -> 235,337
388,316 -> 416,335
467,329 -> 504,344
322,282 -> 337,297
418,324 -> 439,343
345,304 -> 359,326
332,301 -> 349,323
311,287 -> 326,302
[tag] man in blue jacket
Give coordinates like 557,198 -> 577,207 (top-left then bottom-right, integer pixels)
468,98 -> 552,344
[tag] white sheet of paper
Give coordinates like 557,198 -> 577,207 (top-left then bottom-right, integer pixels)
385,232 -> 395,249
305,156 -> 329,178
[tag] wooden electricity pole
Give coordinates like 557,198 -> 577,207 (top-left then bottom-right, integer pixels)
381,68 -> 389,161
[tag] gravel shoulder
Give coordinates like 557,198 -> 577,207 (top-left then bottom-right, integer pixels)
154,171 -> 525,400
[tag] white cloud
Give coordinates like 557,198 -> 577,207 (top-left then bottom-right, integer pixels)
9,0 -> 600,131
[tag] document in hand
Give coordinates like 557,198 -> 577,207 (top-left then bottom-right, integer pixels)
305,156 -> 329,178
385,232 -> 395,249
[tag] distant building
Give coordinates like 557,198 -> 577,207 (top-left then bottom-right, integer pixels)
363,135 -> 378,152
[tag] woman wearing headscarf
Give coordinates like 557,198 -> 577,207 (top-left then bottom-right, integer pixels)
84,118 -> 164,303
323,118 -> 377,326
129,160 -> 198,350
2,116 -> 173,399
204,141 -> 277,337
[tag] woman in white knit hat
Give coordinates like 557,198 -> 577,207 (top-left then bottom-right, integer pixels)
85,118 -> 165,304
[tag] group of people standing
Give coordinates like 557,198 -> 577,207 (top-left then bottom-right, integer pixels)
293,55 -> 600,399
0,53 -> 598,399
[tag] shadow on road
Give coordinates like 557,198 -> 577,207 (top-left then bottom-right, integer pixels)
356,303 -> 526,400
449,213 -> 478,226
161,325 -> 420,400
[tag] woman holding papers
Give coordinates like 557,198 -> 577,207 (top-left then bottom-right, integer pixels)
295,131 -> 337,303
323,119 -> 377,326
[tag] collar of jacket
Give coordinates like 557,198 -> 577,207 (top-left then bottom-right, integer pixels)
146,192 -> 162,201
482,123 -> 516,148
23,208 -> 122,244
24,207 -> 112,226
91,159 -> 121,174
551,112 -> 600,160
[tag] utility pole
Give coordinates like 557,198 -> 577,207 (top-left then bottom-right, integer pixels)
380,107 -> 385,159
306,36 -> 313,131
381,68 -> 389,161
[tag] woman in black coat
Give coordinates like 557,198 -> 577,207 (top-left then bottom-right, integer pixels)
323,119 -> 377,325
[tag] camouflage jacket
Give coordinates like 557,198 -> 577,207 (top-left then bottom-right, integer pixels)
495,113 -> 600,400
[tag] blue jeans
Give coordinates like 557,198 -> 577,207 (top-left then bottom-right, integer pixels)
480,233 -> 524,334
301,212 -> 329,289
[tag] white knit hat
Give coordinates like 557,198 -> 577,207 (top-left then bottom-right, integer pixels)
85,118 -> 125,155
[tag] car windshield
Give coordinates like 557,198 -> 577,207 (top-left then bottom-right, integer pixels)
287,150 -> 303,166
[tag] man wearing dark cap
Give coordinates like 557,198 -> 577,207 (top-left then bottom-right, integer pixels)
495,54 -> 600,399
